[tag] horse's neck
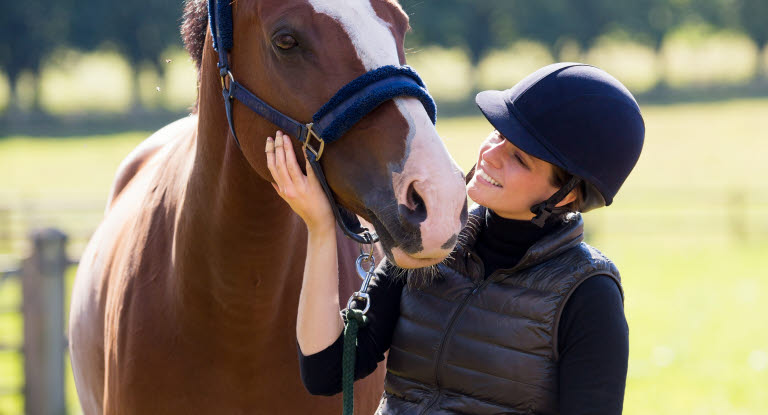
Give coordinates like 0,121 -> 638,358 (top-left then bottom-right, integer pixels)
171,107 -> 308,329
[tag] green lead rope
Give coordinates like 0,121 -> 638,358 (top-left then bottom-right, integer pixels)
342,308 -> 369,415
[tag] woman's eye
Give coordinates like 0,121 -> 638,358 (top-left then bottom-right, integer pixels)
274,34 -> 298,50
515,153 -> 527,167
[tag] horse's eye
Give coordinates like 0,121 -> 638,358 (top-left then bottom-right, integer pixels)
274,34 -> 298,50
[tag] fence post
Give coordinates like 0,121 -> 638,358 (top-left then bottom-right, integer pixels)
22,228 -> 68,415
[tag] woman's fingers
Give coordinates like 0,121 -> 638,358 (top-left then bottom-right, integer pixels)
304,157 -> 322,188
281,134 -> 305,185
265,136 -> 280,191
273,131 -> 295,194
264,131 -> 335,230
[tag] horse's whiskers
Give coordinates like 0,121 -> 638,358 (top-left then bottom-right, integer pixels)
387,256 -> 452,291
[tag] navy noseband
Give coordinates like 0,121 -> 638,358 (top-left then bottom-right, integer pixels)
208,0 -> 437,244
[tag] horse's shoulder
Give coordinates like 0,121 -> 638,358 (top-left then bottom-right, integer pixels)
106,115 -> 198,211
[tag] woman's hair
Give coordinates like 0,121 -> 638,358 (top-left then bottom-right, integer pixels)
549,165 -> 584,212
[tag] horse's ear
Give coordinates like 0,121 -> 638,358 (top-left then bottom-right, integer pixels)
391,0 -> 411,33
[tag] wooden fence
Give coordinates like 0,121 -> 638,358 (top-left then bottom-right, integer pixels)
0,229 -> 74,415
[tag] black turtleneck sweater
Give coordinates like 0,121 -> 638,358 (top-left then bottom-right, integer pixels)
299,210 -> 629,415
475,208 -> 558,278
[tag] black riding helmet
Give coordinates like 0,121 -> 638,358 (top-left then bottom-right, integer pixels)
475,62 -> 645,226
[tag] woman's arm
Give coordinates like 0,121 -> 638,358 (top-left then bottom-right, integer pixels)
265,131 -> 343,354
298,220 -> 345,354
299,259 -> 404,395
267,131 -> 405,395
558,275 -> 629,415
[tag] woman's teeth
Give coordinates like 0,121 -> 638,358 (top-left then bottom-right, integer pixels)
479,170 -> 502,187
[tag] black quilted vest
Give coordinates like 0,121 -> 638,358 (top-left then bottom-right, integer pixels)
378,206 -> 622,415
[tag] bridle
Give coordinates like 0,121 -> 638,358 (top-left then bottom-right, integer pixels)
208,4 -> 436,409
208,0 -> 438,245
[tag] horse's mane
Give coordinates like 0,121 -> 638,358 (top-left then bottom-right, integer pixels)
181,0 -> 208,111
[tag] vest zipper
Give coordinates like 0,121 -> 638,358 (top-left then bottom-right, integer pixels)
419,390 -> 442,415
419,274 -> 494,415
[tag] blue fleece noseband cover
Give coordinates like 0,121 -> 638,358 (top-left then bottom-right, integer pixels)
312,65 -> 436,144
208,0 -> 232,52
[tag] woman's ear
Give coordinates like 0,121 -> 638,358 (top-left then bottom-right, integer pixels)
555,189 -> 577,208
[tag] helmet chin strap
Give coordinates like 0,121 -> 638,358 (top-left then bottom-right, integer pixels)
530,176 -> 582,227
465,164 -> 476,185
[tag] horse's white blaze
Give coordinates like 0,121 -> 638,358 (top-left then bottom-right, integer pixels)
307,0 -> 399,69
391,99 -> 466,260
311,0 -> 466,262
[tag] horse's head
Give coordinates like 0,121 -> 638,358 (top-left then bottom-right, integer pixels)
187,0 -> 467,268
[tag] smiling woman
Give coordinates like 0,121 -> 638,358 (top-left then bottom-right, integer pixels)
278,63 -> 646,415
467,130 -> 574,220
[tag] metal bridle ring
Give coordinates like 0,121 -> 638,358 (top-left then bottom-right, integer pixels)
358,240 -> 374,259
355,254 -> 376,281
346,292 -> 370,314
220,70 -> 235,92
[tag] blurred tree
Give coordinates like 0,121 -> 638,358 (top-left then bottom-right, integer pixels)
689,0 -> 742,28
0,0 -> 72,113
71,0 -> 183,110
401,0 -> 666,61
737,0 -> 768,48
3,0 -> 768,117
401,0 -> 513,65
736,0 -> 768,78
400,0 -> 767,56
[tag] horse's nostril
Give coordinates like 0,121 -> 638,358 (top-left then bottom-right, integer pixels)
403,182 -> 428,224
406,182 -> 422,210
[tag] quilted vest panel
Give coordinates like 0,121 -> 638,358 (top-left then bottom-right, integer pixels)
379,208 -> 621,415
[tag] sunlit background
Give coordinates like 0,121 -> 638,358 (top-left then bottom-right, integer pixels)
1,0 -> 767,414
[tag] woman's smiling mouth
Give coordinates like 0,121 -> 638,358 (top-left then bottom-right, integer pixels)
477,168 -> 503,187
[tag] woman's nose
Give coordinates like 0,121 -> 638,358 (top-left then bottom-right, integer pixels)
482,142 -> 505,168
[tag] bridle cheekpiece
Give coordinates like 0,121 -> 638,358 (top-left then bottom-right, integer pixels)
208,0 -> 437,244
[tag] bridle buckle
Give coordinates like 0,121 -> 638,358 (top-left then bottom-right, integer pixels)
220,70 -> 235,94
303,123 -> 326,160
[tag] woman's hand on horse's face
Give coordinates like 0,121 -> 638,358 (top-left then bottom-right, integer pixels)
266,131 -> 335,232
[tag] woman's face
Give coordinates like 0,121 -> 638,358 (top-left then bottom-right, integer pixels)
467,130 -> 568,220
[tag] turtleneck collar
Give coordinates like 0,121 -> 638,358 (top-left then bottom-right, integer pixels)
474,208 -> 559,278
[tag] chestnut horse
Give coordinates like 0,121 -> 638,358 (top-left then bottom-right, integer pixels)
68,0 -> 467,413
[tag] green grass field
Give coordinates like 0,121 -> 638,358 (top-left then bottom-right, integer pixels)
1,98 -> 767,414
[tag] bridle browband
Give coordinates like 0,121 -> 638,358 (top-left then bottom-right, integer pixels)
208,0 -> 437,245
